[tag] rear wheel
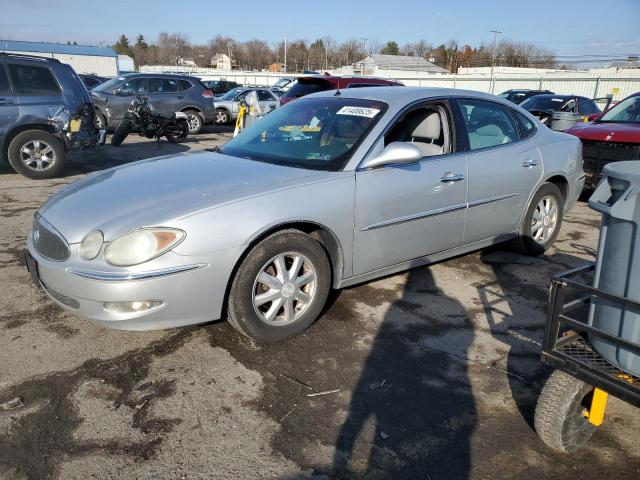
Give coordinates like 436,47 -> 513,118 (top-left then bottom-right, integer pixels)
111,119 -> 132,146
215,108 -> 229,125
535,370 -> 597,452
7,130 -> 66,179
227,230 -> 331,343
515,182 -> 564,256
166,119 -> 189,143
95,112 -> 107,130
184,110 -> 203,134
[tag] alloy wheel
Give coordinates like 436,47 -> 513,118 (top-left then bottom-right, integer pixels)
187,114 -> 200,133
531,195 -> 558,243
252,252 -> 317,326
20,140 -> 56,171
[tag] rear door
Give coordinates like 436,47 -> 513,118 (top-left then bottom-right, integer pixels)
454,97 -> 542,244
0,63 -> 18,145
147,77 -> 179,115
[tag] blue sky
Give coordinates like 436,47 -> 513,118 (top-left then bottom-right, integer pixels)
1,0 -> 639,61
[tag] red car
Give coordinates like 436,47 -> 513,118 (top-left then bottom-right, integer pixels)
565,92 -> 640,189
280,75 -> 403,105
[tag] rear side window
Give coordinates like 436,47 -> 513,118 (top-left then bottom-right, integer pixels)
148,78 -> 178,93
286,79 -> 332,98
0,65 -> 11,95
457,98 -> 520,151
7,64 -> 60,95
347,83 -> 385,88
514,110 -> 537,138
178,80 -> 193,91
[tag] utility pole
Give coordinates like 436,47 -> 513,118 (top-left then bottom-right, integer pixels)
284,36 -> 287,74
360,37 -> 368,74
489,30 -> 502,93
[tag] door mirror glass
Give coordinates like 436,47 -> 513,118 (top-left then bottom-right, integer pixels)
361,142 -> 423,169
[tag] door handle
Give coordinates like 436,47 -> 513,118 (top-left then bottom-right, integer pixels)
522,158 -> 539,168
440,172 -> 465,183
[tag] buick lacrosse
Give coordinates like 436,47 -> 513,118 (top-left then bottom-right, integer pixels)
26,87 -> 585,342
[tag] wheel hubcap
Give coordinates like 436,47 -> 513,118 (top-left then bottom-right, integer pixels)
531,195 -> 558,243
252,252 -> 317,326
20,140 -> 55,171
187,115 -> 200,132
216,111 -> 226,123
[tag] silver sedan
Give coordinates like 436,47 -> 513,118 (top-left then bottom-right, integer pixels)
26,87 -> 585,342
213,87 -> 281,124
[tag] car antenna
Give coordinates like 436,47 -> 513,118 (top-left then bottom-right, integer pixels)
334,86 -> 341,96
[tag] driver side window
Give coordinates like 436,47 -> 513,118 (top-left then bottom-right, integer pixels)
120,78 -> 147,94
384,102 -> 452,157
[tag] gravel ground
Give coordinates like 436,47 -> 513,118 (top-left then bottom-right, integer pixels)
1,128 -> 639,479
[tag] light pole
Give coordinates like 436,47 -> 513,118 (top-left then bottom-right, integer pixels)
360,37 -> 368,74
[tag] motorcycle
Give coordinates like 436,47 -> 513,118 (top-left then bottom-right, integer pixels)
111,95 -> 189,146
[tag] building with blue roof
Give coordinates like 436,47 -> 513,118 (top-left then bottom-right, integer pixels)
0,40 -> 121,76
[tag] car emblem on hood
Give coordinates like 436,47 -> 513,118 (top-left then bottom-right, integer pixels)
605,131 -> 615,141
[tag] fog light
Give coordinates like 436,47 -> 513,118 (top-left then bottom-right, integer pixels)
103,300 -> 163,314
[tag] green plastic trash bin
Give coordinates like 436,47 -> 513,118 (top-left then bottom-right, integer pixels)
588,161 -> 640,377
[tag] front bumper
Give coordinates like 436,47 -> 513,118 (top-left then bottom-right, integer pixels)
26,234 -> 241,331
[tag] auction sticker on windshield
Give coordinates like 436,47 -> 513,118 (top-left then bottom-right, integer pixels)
336,106 -> 381,118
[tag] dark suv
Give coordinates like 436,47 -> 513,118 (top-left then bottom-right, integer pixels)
0,53 -> 102,179
91,73 -> 215,134
202,79 -> 240,95
280,75 -> 403,105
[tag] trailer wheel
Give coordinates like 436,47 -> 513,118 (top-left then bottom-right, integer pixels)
534,370 -> 597,452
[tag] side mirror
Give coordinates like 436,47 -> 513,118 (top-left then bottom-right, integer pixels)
361,142 -> 423,169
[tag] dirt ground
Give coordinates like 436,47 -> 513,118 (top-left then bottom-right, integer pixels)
1,127 -> 639,480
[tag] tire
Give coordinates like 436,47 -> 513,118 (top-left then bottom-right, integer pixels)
166,119 -> 189,143
227,229 -> 331,343
95,112 -> 107,130
515,182 -> 564,256
534,370 -> 597,452
215,108 -> 229,125
184,110 -> 203,134
7,130 -> 66,179
111,119 -> 132,146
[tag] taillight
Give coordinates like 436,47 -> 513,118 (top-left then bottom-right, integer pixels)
202,89 -> 213,98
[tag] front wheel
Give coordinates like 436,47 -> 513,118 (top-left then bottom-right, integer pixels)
111,119 -> 132,146
226,230 -> 331,343
7,130 -> 66,179
534,370 -> 597,452
515,182 -> 564,256
166,119 -> 189,143
184,110 -> 203,134
215,108 -> 229,125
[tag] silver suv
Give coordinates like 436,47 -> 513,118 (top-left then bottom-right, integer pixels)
91,73 -> 215,134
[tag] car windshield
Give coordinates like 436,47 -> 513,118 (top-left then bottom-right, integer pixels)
274,78 -> 292,88
93,77 -> 125,92
520,96 -> 569,111
599,95 -> 640,124
220,87 -> 245,100
219,97 -> 387,171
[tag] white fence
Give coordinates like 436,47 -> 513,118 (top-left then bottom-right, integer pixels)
140,65 -> 640,105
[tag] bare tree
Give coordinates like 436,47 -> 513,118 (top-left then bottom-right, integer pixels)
157,32 -> 191,65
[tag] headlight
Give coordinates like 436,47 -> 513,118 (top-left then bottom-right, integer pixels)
104,228 -> 185,266
80,230 -> 103,260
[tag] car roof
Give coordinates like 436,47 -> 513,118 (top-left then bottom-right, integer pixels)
124,72 -> 201,81
307,86 -> 513,105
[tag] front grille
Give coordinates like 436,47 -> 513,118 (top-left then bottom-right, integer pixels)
33,216 -> 69,261
581,140 -> 640,187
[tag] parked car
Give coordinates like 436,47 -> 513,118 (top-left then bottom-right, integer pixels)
0,53 -> 103,179
79,74 -> 108,90
26,87 -> 584,342
519,94 -> 601,126
201,79 -> 241,95
565,92 -> 640,189
91,73 -> 215,134
280,75 -> 403,105
271,77 -> 295,93
213,87 -> 280,124
499,89 -> 554,104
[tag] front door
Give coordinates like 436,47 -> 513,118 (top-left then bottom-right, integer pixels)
454,98 -> 543,244
0,64 -> 18,138
353,101 -> 468,275
109,77 -> 148,122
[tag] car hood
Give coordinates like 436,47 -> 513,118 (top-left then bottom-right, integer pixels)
565,121 -> 640,143
38,151 -> 330,243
